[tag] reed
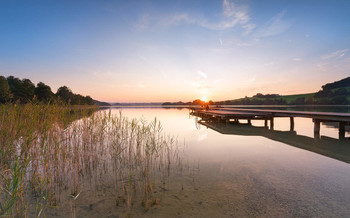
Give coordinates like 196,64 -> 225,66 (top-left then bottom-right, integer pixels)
0,104 -> 183,217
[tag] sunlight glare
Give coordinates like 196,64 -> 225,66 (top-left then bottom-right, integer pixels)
201,96 -> 208,102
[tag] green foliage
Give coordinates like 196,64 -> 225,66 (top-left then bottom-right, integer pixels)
322,77 -> 350,90
35,82 -> 55,103
2,75 -> 97,105
7,76 -> 35,103
56,86 -> 94,105
0,76 -> 10,103
56,86 -> 73,103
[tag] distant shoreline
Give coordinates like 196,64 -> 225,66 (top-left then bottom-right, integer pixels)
98,104 -> 350,108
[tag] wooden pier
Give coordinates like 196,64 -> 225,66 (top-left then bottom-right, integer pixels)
190,107 -> 350,139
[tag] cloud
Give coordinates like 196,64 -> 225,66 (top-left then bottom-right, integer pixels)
293,58 -> 302,62
254,10 -> 292,38
158,13 -> 195,27
199,0 -> 255,32
321,49 -> 348,60
190,70 -> 223,97
198,71 -> 207,79
135,0 -> 255,34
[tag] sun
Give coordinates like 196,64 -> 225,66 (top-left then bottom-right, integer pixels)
201,96 -> 208,102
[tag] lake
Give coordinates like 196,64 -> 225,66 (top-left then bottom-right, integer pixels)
44,107 -> 350,217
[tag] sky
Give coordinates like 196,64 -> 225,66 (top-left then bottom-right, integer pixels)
1,0 -> 350,102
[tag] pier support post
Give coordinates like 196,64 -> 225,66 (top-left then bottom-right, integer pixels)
234,119 -> 239,123
290,117 -> 294,132
313,119 -> 320,139
264,119 -> 268,128
339,122 -> 345,140
247,119 -> 251,125
270,118 -> 274,130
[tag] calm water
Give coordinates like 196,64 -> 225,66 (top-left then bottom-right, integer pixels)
50,108 -> 350,217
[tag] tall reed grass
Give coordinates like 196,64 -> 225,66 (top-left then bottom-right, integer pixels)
0,104 -> 183,217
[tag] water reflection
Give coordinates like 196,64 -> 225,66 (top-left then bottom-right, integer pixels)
197,120 -> 350,163
68,108 -> 350,216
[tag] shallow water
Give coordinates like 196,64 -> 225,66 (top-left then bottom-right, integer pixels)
47,108 -> 350,217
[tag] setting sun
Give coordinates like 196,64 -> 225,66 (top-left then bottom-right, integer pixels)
201,96 -> 208,102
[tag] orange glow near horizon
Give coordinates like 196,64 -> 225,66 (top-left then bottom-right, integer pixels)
201,96 -> 208,102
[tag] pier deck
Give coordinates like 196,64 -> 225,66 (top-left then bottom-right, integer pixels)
190,107 -> 350,139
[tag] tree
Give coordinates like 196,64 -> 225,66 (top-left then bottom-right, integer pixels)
332,96 -> 348,105
35,82 -> 55,103
0,76 -> 10,103
334,87 -> 348,96
85,96 -> 94,105
56,86 -> 74,104
6,76 -> 35,103
22,79 -> 35,101
291,97 -> 305,105
192,99 -> 204,105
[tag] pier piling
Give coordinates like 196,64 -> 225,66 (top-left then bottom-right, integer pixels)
290,117 -> 295,131
314,119 -> 320,139
339,122 -> 345,139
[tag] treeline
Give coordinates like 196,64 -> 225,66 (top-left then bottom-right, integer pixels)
215,97 -> 289,105
217,77 -> 350,105
0,75 -> 94,105
162,99 -> 214,106
216,94 -> 348,105
313,77 -> 350,105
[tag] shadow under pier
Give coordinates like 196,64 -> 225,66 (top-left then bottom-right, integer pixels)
198,120 -> 350,164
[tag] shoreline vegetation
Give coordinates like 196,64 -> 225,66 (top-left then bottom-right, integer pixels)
0,75 -> 110,106
2,75 -> 349,108
0,104 -> 185,216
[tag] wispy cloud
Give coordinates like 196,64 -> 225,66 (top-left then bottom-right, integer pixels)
254,10 -> 292,38
157,13 -> 195,27
135,0 -> 255,34
316,49 -> 350,74
190,70 -> 222,96
293,58 -> 302,62
200,0 -> 255,33
198,71 -> 207,79
321,49 -> 348,60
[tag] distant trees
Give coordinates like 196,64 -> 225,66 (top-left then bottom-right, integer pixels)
56,86 -> 74,103
253,93 -> 280,98
7,76 -> 35,103
0,76 -> 10,103
0,75 -> 96,105
35,82 -> 55,103
192,99 -> 204,105
322,77 -> 350,90
55,85 -> 94,105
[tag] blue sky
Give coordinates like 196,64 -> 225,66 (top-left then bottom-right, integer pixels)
1,0 -> 350,102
